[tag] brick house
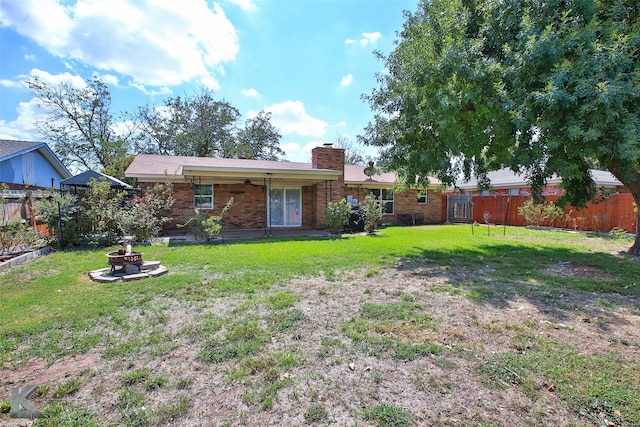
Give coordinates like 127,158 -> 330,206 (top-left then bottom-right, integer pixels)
124,145 -> 442,233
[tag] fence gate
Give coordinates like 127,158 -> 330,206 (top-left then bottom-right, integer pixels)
446,195 -> 473,223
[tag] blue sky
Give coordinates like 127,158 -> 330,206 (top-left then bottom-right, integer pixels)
0,0 -> 416,163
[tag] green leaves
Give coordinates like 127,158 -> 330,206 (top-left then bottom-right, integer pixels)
362,0 -> 640,251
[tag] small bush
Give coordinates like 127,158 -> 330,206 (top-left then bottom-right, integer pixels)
34,191 -> 77,239
324,198 -> 353,235
517,199 -> 563,227
178,198 -> 233,242
360,193 -> 385,233
0,217 -> 40,253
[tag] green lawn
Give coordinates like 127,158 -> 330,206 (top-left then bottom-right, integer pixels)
1,225 -> 639,426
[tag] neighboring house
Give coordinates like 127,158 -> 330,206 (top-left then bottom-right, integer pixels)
125,145 -> 442,232
452,167 -> 625,196
0,139 -> 71,227
0,139 -> 71,190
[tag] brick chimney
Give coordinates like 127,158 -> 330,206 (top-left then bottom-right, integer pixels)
312,145 -> 345,182
312,145 -> 346,228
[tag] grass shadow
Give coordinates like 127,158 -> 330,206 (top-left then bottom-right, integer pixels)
396,243 -> 640,325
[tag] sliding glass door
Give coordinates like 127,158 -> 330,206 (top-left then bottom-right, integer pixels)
269,188 -> 301,227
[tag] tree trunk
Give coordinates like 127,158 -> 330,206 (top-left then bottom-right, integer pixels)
606,165 -> 640,256
629,198 -> 640,255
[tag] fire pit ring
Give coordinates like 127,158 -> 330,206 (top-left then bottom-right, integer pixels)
107,250 -> 143,274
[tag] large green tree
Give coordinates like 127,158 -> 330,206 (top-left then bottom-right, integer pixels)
136,89 -> 284,160
362,0 -> 640,253
235,111 -> 285,160
27,76 -> 135,178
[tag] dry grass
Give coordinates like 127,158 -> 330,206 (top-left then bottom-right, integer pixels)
2,260 -> 639,426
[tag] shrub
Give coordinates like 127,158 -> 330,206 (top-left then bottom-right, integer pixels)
34,191 -> 78,244
324,198 -> 353,235
0,217 -> 40,253
178,198 -> 233,242
360,193 -> 385,234
83,178 -> 127,244
118,182 -> 174,242
517,199 -> 563,227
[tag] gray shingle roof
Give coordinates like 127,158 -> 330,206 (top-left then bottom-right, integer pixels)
0,139 -> 44,160
0,139 -> 71,179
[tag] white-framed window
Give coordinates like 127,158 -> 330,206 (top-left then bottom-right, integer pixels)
194,184 -> 213,210
417,190 -> 427,204
508,188 -> 519,196
269,187 -> 302,226
369,188 -> 394,214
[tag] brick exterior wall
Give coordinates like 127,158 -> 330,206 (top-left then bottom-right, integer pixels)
345,185 -> 443,225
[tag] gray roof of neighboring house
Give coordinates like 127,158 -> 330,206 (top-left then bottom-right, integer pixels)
0,139 -> 71,179
61,170 -> 133,189
456,168 -> 622,190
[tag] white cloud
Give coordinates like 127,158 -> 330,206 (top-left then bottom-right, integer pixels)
252,101 -> 327,137
128,81 -> 172,96
200,75 -> 221,90
100,73 -> 120,86
30,68 -> 87,89
336,121 -> 347,128
0,98 -> 45,140
279,142 -> 299,158
299,141 -> 323,159
0,0 -> 239,87
340,74 -> 353,87
0,79 -> 22,88
241,88 -> 259,97
361,32 -> 381,45
228,0 -> 256,11
345,32 -> 381,47
24,54 -> 37,61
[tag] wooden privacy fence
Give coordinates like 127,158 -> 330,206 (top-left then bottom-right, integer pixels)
464,194 -> 637,234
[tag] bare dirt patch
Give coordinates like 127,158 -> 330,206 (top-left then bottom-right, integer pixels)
542,262 -> 617,280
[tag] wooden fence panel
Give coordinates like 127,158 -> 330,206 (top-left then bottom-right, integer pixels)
469,194 -> 637,233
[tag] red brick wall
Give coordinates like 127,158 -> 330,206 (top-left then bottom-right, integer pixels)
345,186 -> 443,225
144,182 -> 268,231
312,147 -> 346,225
150,181 -> 324,231
214,184 -> 266,229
